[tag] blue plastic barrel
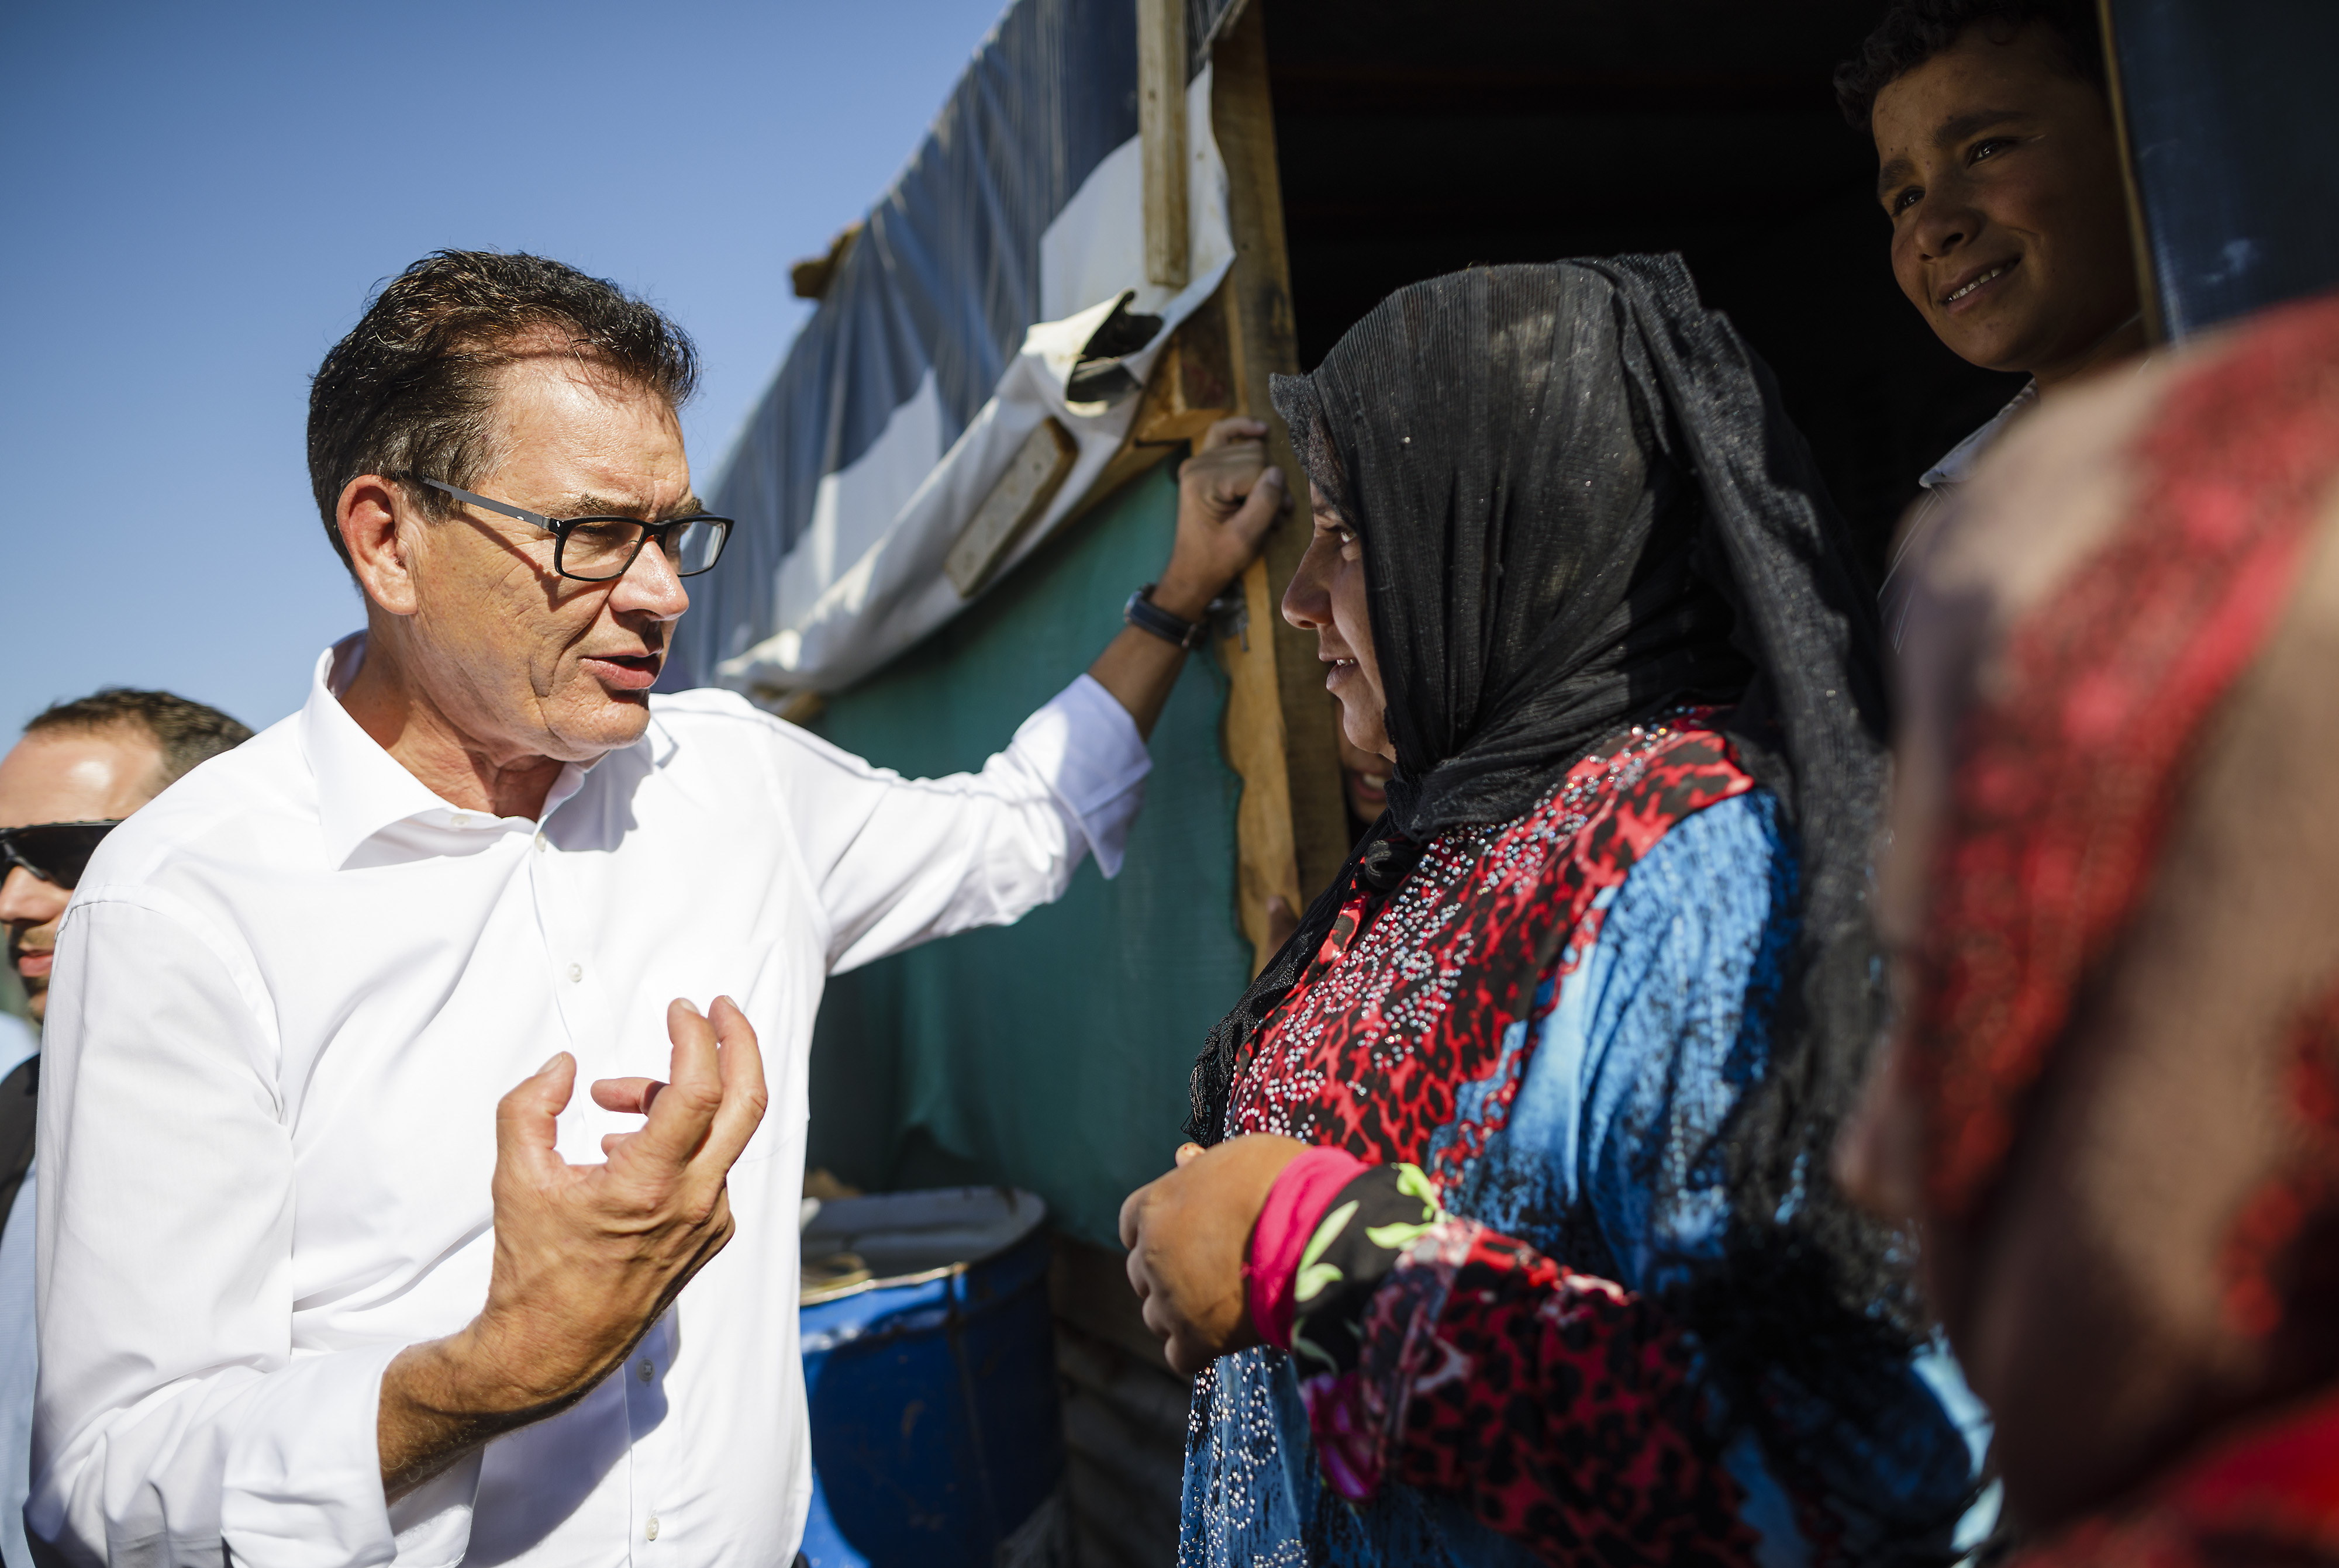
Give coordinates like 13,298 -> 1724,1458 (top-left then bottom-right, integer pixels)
797,1187 -> 1067,1568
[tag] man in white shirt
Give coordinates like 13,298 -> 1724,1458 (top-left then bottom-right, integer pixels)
32,251 -> 1284,1566
0,689 -> 252,1568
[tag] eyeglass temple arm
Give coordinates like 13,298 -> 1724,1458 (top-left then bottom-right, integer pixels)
418,478 -> 556,530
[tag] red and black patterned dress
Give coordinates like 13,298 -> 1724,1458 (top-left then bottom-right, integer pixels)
1179,712 -> 1983,1568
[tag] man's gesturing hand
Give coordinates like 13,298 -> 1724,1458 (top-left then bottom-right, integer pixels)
379,996 -> 768,1499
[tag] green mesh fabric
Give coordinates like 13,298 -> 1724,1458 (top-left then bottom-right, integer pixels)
803,462 -> 1251,1246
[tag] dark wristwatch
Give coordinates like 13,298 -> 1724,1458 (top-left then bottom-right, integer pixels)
1123,583 -> 1209,650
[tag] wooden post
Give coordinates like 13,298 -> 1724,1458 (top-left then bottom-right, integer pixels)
1138,0 -> 1189,290
2095,0 -> 2166,345
1209,0 -> 1348,973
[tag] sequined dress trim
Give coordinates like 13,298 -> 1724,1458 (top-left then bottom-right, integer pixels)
1198,712 -> 1764,1566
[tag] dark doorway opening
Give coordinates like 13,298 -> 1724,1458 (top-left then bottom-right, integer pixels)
1262,0 -> 2028,584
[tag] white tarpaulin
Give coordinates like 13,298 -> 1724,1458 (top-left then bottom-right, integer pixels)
720,74 -> 1230,695
665,0 -> 1241,698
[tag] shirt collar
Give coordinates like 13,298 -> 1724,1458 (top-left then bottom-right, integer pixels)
1919,379 -> 2040,491
643,709 -> 678,769
301,633 -> 604,869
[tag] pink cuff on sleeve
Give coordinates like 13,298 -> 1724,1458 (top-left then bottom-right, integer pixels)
1244,1146 -> 1371,1350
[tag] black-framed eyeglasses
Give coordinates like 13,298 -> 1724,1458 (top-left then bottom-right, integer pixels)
0,821 -> 123,889
414,478 -> 734,583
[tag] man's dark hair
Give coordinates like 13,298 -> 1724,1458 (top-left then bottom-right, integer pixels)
306,250 -> 701,571
1835,0 -> 2108,130
26,689 -> 253,791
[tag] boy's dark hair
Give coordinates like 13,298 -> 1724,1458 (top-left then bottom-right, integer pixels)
1835,0 -> 2108,130
26,689 -> 253,790
306,250 -> 700,571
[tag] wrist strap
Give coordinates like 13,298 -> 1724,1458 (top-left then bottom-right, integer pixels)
1124,583 -> 1208,650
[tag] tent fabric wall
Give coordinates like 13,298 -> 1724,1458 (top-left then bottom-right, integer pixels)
667,0 -> 1241,699
800,463 -> 1250,1248
2105,0 -> 2339,340
707,72 -> 1233,698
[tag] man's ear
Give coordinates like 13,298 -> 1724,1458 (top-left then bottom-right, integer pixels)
339,475 -> 421,616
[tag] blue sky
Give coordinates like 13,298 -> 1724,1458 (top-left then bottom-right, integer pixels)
1,0 -> 1011,738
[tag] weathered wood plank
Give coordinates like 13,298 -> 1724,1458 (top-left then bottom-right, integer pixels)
1056,300 -> 1235,536
946,416 -> 1079,596
1139,0 -> 1191,290
1210,0 -> 1348,972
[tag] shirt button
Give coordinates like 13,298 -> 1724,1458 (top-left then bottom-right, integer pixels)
644,1517 -> 660,1541
567,963 -> 582,983
534,833 -> 548,854
637,1358 -> 654,1383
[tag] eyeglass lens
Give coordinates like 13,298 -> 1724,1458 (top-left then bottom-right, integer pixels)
0,822 -> 120,887
558,519 -> 731,582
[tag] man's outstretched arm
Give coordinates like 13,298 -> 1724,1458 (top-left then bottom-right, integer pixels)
778,416 -> 1290,972
1085,417 -> 1287,740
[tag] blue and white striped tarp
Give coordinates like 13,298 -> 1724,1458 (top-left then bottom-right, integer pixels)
667,0 -> 1241,697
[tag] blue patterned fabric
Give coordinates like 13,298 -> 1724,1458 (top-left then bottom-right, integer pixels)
1180,792 -> 1988,1567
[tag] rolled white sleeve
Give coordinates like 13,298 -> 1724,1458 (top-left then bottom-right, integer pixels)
32,894 -> 422,1568
774,673 -> 1151,973
990,673 -> 1152,877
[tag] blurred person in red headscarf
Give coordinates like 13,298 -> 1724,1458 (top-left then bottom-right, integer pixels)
1843,287 -> 2339,1563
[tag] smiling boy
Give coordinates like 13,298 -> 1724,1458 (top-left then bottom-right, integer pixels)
1836,0 -> 2144,629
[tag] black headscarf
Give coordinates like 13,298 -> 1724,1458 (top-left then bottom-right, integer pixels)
1190,254 -> 1889,1154
1188,258 -> 1945,1545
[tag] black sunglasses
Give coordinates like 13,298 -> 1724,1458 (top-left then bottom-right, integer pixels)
0,821 -> 123,889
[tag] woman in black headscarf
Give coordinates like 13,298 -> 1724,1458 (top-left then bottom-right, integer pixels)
1119,258 -> 1986,1566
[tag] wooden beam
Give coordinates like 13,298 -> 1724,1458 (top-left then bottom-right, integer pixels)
1057,297 -> 1237,534
1210,0 -> 1349,973
1127,285 -> 1238,450
2096,0 -> 2167,345
946,416 -> 1079,596
1138,0 -> 1189,290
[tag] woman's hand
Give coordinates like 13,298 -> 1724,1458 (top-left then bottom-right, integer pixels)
1118,1133 -> 1308,1375
1151,417 -> 1288,619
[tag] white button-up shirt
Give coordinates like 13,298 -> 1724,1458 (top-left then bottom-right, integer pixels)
1881,379 -> 2039,650
33,636 -> 1149,1567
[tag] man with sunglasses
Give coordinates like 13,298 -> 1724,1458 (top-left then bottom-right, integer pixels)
30,251 -> 1281,1567
0,688 -> 249,1568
